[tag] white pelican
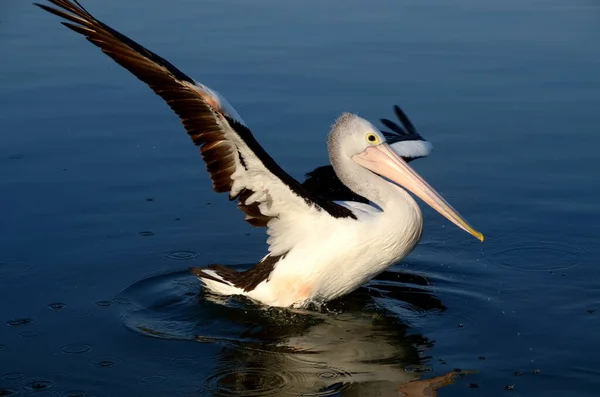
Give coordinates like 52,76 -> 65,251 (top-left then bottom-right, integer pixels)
37,0 -> 484,308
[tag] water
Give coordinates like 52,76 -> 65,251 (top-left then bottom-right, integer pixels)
1,0 -> 599,395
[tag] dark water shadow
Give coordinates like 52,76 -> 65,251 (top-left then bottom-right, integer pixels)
116,268 -> 462,396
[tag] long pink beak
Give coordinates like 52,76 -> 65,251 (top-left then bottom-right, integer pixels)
353,143 -> 484,242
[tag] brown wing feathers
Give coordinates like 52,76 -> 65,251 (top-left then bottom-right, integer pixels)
35,0 -> 236,194
37,0 -> 357,228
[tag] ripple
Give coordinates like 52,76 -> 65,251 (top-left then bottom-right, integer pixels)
139,231 -> 155,237
0,388 -> 16,396
164,250 -> 199,261
317,371 -> 341,379
19,331 -> 39,338
90,357 -> 122,368
0,344 -> 5,351
22,379 -> 54,391
138,375 -> 169,385
6,318 -> 33,327
47,303 -> 66,311
116,269 -> 434,396
61,344 -> 92,354
0,262 -> 32,275
491,240 -> 583,272
94,301 -> 112,307
2,373 -> 25,381
205,368 -> 288,396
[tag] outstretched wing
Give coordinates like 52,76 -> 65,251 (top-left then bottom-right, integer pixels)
302,105 -> 432,203
36,0 -> 356,241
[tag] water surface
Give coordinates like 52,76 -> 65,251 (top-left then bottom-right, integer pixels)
1,0 -> 599,395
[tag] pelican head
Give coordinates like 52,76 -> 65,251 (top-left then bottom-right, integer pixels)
330,113 -> 484,242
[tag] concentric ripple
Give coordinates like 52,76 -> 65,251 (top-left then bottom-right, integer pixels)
61,344 -> 92,354
115,268 -> 453,395
164,250 -> 199,261
490,239 -> 584,272
47,303 -> 66,311
205,368 -> 288,396
22,378 -> 54,391
90,357 -> 122,368
2,373 -> 25,381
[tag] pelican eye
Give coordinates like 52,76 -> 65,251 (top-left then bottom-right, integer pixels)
366,133 -> 380,145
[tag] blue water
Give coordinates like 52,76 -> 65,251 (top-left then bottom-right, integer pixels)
1,0 -> 599,395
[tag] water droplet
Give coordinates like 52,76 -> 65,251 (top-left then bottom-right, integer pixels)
505,384 -> 515,391
94,301 -> 112,307
164,250 -> 198,261
47,303 -> 66,311
532,369 -> 541,374
61,344 -> 92,354
90,357 -> 121,367
514,371 -> 522,376
0,262 -> 33,275
6,318 -> 33,327
140,231 -> 155,237
469,383 -> 479,388
22,379 -> 53,390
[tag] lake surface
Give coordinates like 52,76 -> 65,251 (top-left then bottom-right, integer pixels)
1,0 -> 599,395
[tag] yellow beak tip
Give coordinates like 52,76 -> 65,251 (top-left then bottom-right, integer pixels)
476,232 -> 485,242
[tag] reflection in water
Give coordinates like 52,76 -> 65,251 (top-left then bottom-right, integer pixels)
118,269 -> 462,396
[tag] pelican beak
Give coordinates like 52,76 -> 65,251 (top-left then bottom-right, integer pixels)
353,143 -> 484,242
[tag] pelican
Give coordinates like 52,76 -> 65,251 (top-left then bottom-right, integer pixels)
37,0 -> 483,308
